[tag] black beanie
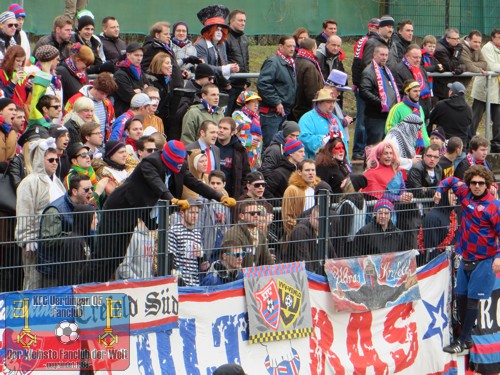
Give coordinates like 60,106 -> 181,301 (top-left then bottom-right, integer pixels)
195,63 -> 214,79
0,98 -> 15,111
78,15 -> 94,31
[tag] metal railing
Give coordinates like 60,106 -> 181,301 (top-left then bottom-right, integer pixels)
0,188 -> 458,292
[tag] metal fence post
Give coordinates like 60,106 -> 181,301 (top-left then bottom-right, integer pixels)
486,73 -> 492,142
157,199 -> 170,277
317,189 -> 331,262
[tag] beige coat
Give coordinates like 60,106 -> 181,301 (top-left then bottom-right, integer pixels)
0,129 -> 17,163
471,41 -> 500,104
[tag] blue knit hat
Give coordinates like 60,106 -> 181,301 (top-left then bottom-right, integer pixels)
8,3 -> 25,18
374,199 -> 394,212
161,140 -> 186,173
284,139 -> 304,156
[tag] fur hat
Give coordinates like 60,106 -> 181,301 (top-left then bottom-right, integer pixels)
34,45 -> 59,62
77,15 -> 94,31
8,4 -> 26,18
283,139 -> 304,156
197,5 -> 229,34
374,199 -> 394,212
161,140 -> 186,173
282,121 -> 300,138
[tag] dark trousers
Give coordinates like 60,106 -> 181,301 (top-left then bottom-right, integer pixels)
353,90 -> 366,156
365,116 -> 387,146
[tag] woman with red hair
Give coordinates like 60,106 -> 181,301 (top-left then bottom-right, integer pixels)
195,5 -> 239,91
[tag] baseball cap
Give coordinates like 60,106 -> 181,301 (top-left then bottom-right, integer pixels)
447,81 -> 466,95
131,93 -> 153,108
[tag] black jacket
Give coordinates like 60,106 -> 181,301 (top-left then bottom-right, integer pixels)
34,32 -> 71,63
105,152 -> 223,209
391,33 -> 411,64
216,135 -> 250,198
362,33 -> 397,69
141,36 -> 184,90
433,38 -> 466,99
407,161 -> 443,199
99,33 -> 127,64
354,219 -> 404,256
316,162 -> 349,199
112,64 -> 150,116
265,157 -> 297,199
360,63 -> 398,119
145,71 -> 172,126
55,62 -> 86,104
428,94 -> 471,145
260,131 -> 286,178
225,28 -> 249,87
351,31 -> 378,87
8,153 -> 26,189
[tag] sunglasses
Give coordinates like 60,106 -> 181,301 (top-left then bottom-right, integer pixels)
252,182 -> 266,188
226,251 -> 247,258
77,152 -> 90,158
49,105 -> 61,109
145,148 -> 158,153
46,157 -> 59,163
7,23 -> 18,28
245,210 -> 261,216
470,180 -> 486,186
82,187 -> 92,192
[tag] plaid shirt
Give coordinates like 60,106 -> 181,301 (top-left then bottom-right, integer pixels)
438,177 -> 500,261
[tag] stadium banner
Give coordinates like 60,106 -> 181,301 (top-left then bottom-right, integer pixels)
0,254 -> 462,374
325,250 -> 421,312
242,262 -> 312,344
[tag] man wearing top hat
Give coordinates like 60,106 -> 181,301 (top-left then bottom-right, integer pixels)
324,69 -> 355,133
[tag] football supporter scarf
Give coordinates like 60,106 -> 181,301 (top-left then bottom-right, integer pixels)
35,62 -> 62,91
467,152 -> 491,170
116,58 -> 142,80
65,56 -> 87,84
241,106 -> 262,136
276,49 -> 295,73
125,137 -> 137,151
402,95 -> 421,115
71,165 -> 98,187
296,48 -> 323,81
421,49 -> 435,91
201,99 -> 218,114
402,57 -> 431,98
372,60 -> 400,113
172,37 -> 190,48
315,105 -> 342,139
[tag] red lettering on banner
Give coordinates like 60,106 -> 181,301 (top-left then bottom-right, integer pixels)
310,307 -> 345,375
383,303 -> 418,372
347,312 -> 389,374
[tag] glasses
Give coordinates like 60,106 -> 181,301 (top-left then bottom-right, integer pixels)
447,37 -> 460,40
77,152 -> 90,158
245,211 -> 261,216
424,154 -> 439,159
145,148 -> 158,153
470,180 -> 486,186
49,105 -> 61,109
46,157 -> 59,163
82,187 -> 92,193
226,251 -> 247,258
7,23 -> 18,28
252,182 -> 266,188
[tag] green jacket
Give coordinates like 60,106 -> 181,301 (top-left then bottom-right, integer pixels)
385,102 -> 430,146
180,104 -> 224,145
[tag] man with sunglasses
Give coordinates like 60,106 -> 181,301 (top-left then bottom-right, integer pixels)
202,239 -> 244,286
0,11 -> 18,63
434,165 -> 500,354
37,174 -> 93,288
136,136 -> 157,161
64,142 -> 109,207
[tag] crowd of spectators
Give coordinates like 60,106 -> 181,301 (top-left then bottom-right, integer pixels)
0,3 -> 499,291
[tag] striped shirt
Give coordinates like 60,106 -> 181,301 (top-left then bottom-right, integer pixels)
168,223 -> 203,286
93,100 -> 107,136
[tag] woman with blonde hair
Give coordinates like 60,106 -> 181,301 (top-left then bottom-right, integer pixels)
63,96 -> 97,147
182,149 -> 209,199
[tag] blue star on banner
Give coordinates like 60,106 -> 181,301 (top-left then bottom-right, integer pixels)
423,292 -> 448,346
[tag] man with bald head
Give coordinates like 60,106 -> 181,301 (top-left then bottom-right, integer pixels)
316,34 -> 345,82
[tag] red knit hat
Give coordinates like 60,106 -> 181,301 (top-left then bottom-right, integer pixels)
8,3 -> 25,18
283,139 -> 304,156
374,199 -> 394,212
161,140 -> 186,173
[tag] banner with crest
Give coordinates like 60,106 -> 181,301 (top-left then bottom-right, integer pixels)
242,262 -> 312,344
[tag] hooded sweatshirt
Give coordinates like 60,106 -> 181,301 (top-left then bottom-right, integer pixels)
15,138 -> 66,246
428,94 -> 472,145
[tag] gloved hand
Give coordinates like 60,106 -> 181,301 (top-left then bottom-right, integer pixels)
171,198 -> 190,210
220,196 -> 236,207
183,56 -> 202,65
